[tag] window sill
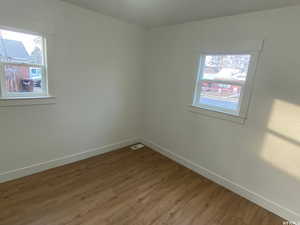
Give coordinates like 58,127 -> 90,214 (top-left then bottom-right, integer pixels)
187,105 -> 246,124
0,96 -> 56,107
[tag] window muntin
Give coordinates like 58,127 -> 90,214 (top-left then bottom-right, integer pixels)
0,28 -> 47,98
193,54 -> 252,116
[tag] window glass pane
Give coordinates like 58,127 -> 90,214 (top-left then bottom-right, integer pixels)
198,81 -> 242,111
0,29 -> 43,65
4,64 -> 43,94
202,55 -> 251,82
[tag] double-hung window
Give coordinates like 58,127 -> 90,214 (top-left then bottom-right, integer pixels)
193,53 -> 259,119
0,27 -> 48,99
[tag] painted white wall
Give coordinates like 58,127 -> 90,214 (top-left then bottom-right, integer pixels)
1,0 -> 300,221
0,0 -> 145,176
143,5 -> 300,219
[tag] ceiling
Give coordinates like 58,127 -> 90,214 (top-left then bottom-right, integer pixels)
63,0 -> 300,27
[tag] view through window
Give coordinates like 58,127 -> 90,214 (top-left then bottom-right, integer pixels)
0,28 -> 47,98
193,54 -> 252,115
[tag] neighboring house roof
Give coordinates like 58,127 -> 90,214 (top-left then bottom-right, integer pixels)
0,38 -> 30,62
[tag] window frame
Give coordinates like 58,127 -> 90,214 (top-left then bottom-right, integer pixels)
192,51 -> 260,119
0,26 -> 49,99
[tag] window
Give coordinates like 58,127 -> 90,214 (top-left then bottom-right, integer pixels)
193,53 -> 258,118
0,28 -> 48,98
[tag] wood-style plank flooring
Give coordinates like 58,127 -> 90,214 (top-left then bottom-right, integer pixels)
0,146 -> 284,225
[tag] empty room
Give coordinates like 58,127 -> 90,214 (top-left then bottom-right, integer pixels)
0,0 -> 300,224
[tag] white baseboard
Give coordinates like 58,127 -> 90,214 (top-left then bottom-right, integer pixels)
141,138 -> 300,222
0,138 -> 139,183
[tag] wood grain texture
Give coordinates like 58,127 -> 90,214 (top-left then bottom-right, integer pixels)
0,146 -> 284,225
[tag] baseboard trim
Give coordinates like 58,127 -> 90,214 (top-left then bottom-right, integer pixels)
141,138 -> 300,222
0,138 -> 139,183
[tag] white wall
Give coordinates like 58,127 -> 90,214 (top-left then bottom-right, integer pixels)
0,0 -> 145,180
1,0 -> 300,221
144,5 -> 300,220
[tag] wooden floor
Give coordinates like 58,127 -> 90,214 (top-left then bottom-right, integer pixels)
0,146 -> 284,225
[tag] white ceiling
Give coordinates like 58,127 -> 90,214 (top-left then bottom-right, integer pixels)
63,0 -> 300,27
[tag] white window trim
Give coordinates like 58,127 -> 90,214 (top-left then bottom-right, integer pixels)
191,49 -> 262,123
0,96 -> 56,107
188,105 -> 246,124
0,26 -> 54,106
